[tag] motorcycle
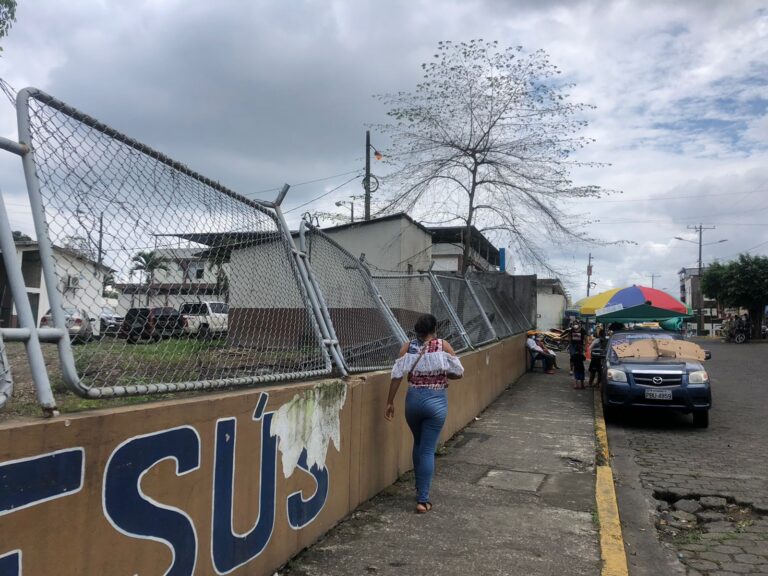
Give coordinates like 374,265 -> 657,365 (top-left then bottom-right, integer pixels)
527,329 -> 569,351
726,326 -> 751,344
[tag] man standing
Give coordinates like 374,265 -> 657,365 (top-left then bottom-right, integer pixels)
566,321 -> 587,389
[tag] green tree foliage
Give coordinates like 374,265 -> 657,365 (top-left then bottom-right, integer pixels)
130,250 -> 169,285
0,0 -> 17,55
131,250 -> 170,305
375,40 -> 609,273
11,229 -> 31,241
702,254 -> 768,337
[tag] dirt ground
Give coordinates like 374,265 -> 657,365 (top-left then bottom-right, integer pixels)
0,342 -> 199,422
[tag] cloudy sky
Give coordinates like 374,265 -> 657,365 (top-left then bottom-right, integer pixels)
1,0 -> 766,300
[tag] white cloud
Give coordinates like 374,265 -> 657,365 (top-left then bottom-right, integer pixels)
0,0 -> 766,300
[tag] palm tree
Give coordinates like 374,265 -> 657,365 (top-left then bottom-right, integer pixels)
130,251 -> 169,305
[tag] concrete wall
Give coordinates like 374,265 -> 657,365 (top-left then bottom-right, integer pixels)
0,335 -> 525,576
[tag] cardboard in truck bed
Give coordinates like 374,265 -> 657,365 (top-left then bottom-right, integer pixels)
613,338 -> 706,361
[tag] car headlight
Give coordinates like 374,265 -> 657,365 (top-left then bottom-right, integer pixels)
607,368 -> 627,382
689,370 -> 709,384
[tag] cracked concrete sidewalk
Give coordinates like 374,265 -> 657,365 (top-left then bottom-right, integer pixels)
283,368 -> 602,576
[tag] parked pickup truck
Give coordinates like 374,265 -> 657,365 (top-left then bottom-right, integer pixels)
179,301 -> 229,338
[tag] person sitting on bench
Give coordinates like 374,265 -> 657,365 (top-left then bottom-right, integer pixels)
526,334 -> 556,374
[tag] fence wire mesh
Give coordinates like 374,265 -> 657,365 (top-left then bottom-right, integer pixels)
472,274 -> 533,333
434,275 -> 496,346
372,274 -> 469,353
22,89 -> 330,395
302,225 -> 403,372
469,280 -> 514,338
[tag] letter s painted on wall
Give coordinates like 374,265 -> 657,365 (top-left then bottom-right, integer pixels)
103,426 -> 201,576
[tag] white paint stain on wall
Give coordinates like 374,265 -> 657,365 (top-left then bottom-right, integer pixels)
270,380 -> 347,478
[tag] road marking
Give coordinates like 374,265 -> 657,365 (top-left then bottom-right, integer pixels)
594,391 -> 629,576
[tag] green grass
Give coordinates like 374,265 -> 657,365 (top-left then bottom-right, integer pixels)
672,529 -> 703,545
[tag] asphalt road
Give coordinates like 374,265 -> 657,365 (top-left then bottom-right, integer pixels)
607,339 -> 768,576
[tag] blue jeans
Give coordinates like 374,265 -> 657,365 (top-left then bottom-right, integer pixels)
405,387 -> 448,503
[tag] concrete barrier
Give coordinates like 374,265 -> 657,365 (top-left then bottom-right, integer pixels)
0,334 -> 525,576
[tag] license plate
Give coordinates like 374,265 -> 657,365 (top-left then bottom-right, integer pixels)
645,389 -> 672,400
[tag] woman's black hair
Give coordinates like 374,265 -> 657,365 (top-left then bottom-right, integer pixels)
414,314 -> 438,339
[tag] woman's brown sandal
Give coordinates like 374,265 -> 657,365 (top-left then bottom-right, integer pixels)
415,502 -> 433,514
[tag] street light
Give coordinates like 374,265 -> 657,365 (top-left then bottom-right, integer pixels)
675,232 -> 727,334
335,200 -> 355,223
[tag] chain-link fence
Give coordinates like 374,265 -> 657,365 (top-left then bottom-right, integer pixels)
16,88 -> 333,396
0,86 -> 535,411
471,272 -> 534,334
373,274 -> 470,353
434,274 -> 497,347
301,223 -> 405,372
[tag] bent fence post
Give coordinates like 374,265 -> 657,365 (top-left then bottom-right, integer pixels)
354,253 -> 409,345
16,88 -> 84,402
300,222 -> 407,372
296,221 -> 349,373
0,330 -> 12,409
0,136 -> 59,414
426,270 -> 472,351
464,277 -> 498,343
275,205 -> 346,376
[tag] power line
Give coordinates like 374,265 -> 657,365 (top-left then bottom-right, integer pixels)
243,169 -> 363,198
283,173 -> 362,214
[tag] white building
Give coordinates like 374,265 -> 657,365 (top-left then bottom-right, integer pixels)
0,240 -> 111,330
536,278 -> 568,331
114,236 -> 230,312
321,214 -> 433,274
427,226 -> 501,272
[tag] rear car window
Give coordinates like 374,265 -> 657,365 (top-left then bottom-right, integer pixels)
152,307 -> 178,315
180,303 -> 206,314
125,309 -> 150,321
209,303 -> 229,314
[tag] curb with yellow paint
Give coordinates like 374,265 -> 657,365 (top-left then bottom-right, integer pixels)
594,390 -> 630,576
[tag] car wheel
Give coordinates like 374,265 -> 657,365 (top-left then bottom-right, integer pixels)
602,402 -> 618,423
692,411 -> 709,428
734,332 -> 746,344
198,324 -> 210,340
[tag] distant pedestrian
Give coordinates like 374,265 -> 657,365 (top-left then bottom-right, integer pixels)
566,320 -> 587,389
588,327 -> 607,388
385,314 -> 464,514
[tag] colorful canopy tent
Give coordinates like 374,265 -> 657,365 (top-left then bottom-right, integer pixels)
574,285 -> 692,323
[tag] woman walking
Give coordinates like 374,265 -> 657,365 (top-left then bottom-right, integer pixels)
385,314 -> 464,513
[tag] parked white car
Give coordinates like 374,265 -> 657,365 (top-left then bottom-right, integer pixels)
40,307 -> 95,343
179,301 -> 229,338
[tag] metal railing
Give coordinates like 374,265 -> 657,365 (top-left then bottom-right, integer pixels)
0,86 -> 534,415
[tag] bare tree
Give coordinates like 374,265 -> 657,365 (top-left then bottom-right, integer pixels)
375,40 -> 609,273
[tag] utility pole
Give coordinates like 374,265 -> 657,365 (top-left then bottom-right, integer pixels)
689,223 -> 716,334
363,130 -> 382,221
586,253 -> 594,296
646,273 -> 660,289
364,130 -> 371,221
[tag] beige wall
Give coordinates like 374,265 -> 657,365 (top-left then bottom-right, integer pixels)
0,335 -> 525,576
325,217 -> 431,274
